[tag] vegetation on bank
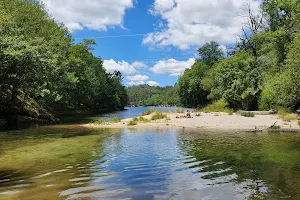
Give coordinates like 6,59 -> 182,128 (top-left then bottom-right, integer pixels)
126,85 -> 179,106
142,108 -> 155,116
198,99 -> 234,114
0,0 -> 128,126
177,0 -> 300,113
151,112 -> 168,120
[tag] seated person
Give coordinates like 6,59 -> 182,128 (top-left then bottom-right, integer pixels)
185,110 -> 191,118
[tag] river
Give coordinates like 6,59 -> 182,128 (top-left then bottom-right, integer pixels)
0,107 -> 300,200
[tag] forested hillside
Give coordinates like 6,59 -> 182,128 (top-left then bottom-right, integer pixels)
126,85 -> 179,106
178,0 -> 300,111
0,0 -> 128,126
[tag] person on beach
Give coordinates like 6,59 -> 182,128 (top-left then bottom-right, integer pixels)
175,110 -> 192,118
185,110 -> 191,118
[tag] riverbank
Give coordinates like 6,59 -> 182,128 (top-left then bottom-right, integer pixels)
83,112 -> 300,132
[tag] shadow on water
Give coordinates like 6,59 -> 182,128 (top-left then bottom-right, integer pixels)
0,126 -> 300,199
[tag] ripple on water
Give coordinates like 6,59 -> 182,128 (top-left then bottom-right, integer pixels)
1,128 -> 300,200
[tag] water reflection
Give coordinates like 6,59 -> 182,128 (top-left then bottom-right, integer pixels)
0,127 -> 300,199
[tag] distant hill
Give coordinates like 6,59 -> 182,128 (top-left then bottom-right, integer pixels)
126,85 -> 180,106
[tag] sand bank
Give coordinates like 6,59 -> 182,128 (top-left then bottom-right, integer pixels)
82,112 -> 300,132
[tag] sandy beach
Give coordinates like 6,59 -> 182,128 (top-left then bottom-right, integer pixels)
83,112 -> 300,132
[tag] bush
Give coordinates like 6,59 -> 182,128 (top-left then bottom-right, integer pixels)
151,112 -> 167,120
142,108 -> 155,116
195,113 -> 201,117
298,120 -> 300,127
269,123 -> 281,130
228,110 -> 234,115
240,112 -> 255,117
199,99 -> 233,114
109,118 -> 121,123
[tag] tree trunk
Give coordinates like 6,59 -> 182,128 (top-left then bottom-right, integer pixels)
6,85 -> 19,128
11,85 -> 18,106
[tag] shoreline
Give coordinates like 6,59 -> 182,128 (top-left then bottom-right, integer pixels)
82,112 -> 300,133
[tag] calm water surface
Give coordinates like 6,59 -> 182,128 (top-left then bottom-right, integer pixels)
1,125 -> 300,199
69,106 -> 194,124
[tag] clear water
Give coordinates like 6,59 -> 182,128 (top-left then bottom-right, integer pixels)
1,125 -> 300,200
72,106 -> 193,123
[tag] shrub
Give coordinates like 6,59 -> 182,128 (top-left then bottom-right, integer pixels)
142,108 -> 155,116
228,110 -> 234,115
151,112 -> 167,120
240,112 -> 255,117
298,120 -> 300,127
195,113 -> 201,117
269,123 -> 281,130
109,118 -> 121,123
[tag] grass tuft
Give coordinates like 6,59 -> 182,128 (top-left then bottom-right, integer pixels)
279,114 -> 297,122
298,120 -> 300,127
151,112 -> 167,120
90,120 -> 104,125
139,117 -> 150,123
109,118 -> 121,123
195,113 -> 201,117
127,120 -> 138,126
142,108 -> 155,116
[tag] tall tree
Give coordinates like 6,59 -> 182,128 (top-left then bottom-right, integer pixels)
198,41 -> 223,66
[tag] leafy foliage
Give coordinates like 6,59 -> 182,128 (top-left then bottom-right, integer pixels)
198,41 -> 224,66
0,0 -> 128,125
178,0 -> 300,112
177,61 -> 210,108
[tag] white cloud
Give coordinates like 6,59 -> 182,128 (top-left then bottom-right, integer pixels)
127,81 -> 146,85
151,58 -> 196,76
132,62 -> 148,68
103,59 -> 138,74
126,75 -> 160,86
127,75 -> 149,81
144,0 -> 261,50
147,81 -> 160,86
42,0 -> 134,32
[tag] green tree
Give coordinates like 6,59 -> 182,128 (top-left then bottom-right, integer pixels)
207,52 -> 263,110
198,41 -> 223,66
177,61 -> 210,108
260,32 -> 300,110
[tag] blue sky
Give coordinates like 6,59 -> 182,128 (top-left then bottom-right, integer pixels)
42,0 -> 261,87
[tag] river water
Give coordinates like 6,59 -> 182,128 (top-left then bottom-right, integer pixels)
0,107 -> 300,200
77,106 -> 194,123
